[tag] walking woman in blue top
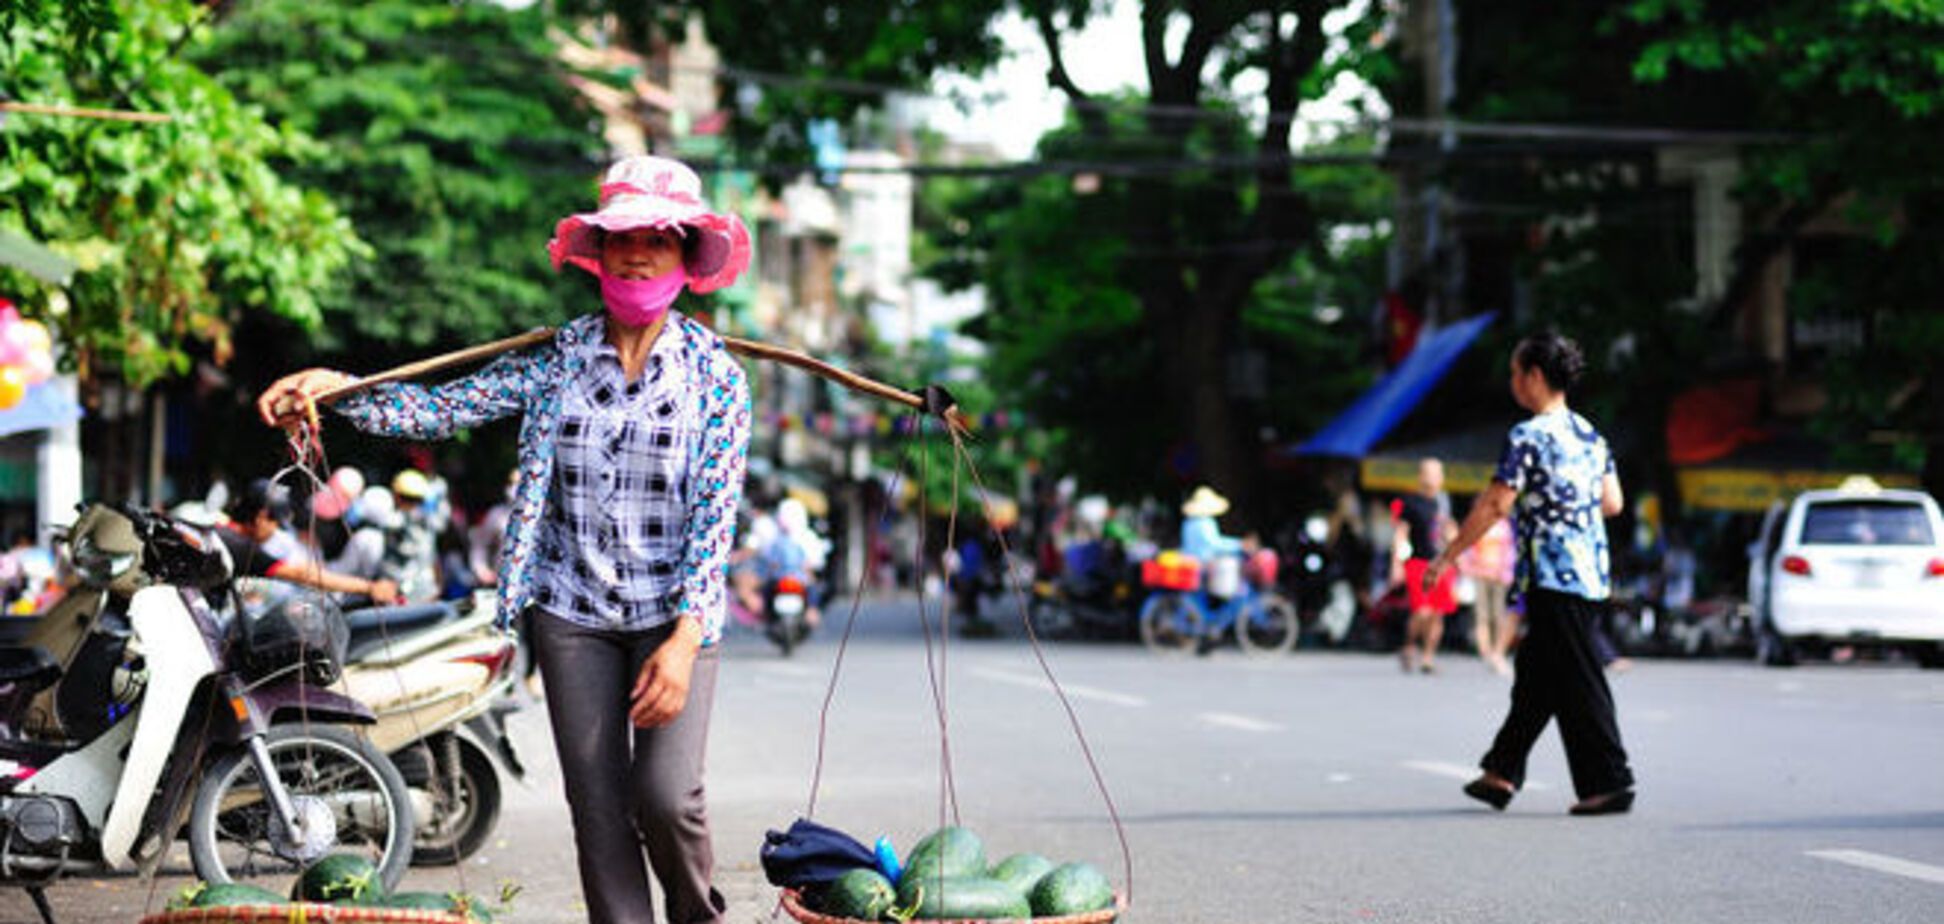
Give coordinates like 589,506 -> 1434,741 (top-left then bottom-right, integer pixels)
1425,332 -> 1636,816
259,155 -> 752,923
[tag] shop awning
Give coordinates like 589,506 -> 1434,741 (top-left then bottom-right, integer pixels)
0,382 -> 82,438
1290,312 -> 1496,458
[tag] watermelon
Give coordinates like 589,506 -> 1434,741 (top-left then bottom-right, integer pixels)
292,853 -> 380,903
902,826 -> 986,881
896,875 -> 1029,921
1028,863 -> 1114,916
989,853 -> 1056,895
819,868 -> 897,920
384,892 -> 457,911
192,883 -> 286,908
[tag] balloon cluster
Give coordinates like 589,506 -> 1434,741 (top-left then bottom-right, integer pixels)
0,301 -> 56,410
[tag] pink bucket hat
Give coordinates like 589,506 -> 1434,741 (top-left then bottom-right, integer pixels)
547,155 -> 752,294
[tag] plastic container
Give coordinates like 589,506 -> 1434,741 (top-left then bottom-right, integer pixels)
1139,551 -> 1201,591
1204,556 -> 1243,599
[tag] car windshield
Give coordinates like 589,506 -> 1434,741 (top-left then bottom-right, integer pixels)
1799,500 -> 1935,546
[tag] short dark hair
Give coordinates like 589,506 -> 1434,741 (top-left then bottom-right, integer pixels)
231,479 -> 292,524
1513,331 -> 1586,393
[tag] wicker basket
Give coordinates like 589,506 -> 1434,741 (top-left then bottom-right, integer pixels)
780,888 -> 1122,924
140,903 -> 467,924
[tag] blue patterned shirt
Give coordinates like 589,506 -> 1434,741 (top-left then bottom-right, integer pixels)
332,312 -> 750,644
1494,408 -> 1614,600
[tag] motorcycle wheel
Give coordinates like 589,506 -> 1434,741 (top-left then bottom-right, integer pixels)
1237,595 -> 1298,655
768,611 -> 798,656
397,734 -> 502,866
1139,594 -> 1202,656
188,724 -> 414,893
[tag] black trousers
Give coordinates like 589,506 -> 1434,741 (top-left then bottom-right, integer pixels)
1480,588 -> 1634,799
532,610 -> 727,924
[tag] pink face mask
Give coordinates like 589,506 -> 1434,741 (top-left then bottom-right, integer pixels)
600,266 -> 687,327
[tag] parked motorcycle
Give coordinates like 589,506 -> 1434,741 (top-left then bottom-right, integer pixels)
0,503 -> 413,923
1027,563 -> 1140,640
1284,516 -> 1359,647
337,593 -> 523,865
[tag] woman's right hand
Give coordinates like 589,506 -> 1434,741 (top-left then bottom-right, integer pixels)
257,368 -> 359,429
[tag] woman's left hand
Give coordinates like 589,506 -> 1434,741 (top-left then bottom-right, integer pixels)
630,618 -> 703,727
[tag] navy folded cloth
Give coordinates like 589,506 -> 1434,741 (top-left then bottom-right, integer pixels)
761,817 -> 879,890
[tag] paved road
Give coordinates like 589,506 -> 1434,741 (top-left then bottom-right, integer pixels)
17,595 -> 1944,922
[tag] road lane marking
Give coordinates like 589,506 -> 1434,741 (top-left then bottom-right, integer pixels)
970,667 -> 1147,707
1326,773 -> 1354,784
1807,849 -> 1944,886
1401,760 -> 1551,791
1198,711 -> 1283,733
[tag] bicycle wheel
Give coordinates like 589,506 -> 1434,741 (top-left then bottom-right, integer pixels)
1237,595 -> 1298,655
1140,594 -> 1202,655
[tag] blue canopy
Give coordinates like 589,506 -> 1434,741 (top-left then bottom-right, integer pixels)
1292,312 -> 1497,458
0,382 -> 82,439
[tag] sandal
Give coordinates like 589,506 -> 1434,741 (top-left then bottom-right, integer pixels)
1568,789 -> 1635,816
1463,776 -> 1514,811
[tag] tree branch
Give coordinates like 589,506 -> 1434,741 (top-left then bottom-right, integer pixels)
1141,1 -> 1174,99
1199,3 -> 1332,306
1171,2 -> 1247,106
1033,4 -> 1108,136
1260,1 -> 1330,159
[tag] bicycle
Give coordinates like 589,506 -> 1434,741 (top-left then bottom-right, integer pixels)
1137,551 -> 1298,656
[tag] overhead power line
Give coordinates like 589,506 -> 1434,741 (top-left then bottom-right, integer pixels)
699,64 -> 1797,147
687,140 -> 1696,181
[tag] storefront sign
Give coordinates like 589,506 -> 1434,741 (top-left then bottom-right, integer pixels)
1360,457 -> 1495,495
1677,468 -> 1921,512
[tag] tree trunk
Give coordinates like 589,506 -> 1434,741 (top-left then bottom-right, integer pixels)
1150,280 -> 1257,531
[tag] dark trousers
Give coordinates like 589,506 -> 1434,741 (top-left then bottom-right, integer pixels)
532,610 -> 727,924
1481,588 -> 1634,799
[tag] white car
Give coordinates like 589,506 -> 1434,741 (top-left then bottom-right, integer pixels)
1748,480 -> 1944,667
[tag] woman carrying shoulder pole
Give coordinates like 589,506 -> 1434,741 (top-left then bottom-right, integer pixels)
259,154 -> 753,923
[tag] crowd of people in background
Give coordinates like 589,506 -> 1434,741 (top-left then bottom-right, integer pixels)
0,451 -> 1683,685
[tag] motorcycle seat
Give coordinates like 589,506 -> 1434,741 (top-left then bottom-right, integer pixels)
0,646 -> 61,696
344,603 -> 457,656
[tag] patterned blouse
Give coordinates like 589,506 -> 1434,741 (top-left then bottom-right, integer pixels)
1493,408 -> 1614,601
532,328 -> 692,631
332,312 -> 751,644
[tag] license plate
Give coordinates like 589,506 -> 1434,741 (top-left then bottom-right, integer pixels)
773,595 -> 805,615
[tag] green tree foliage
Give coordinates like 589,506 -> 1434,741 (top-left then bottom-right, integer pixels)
1624,0 -> 1944,483
922,124 -> 1386,503
193,0 -> 605,352
0,0 -> 364,387
922,23 -> 1390,510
